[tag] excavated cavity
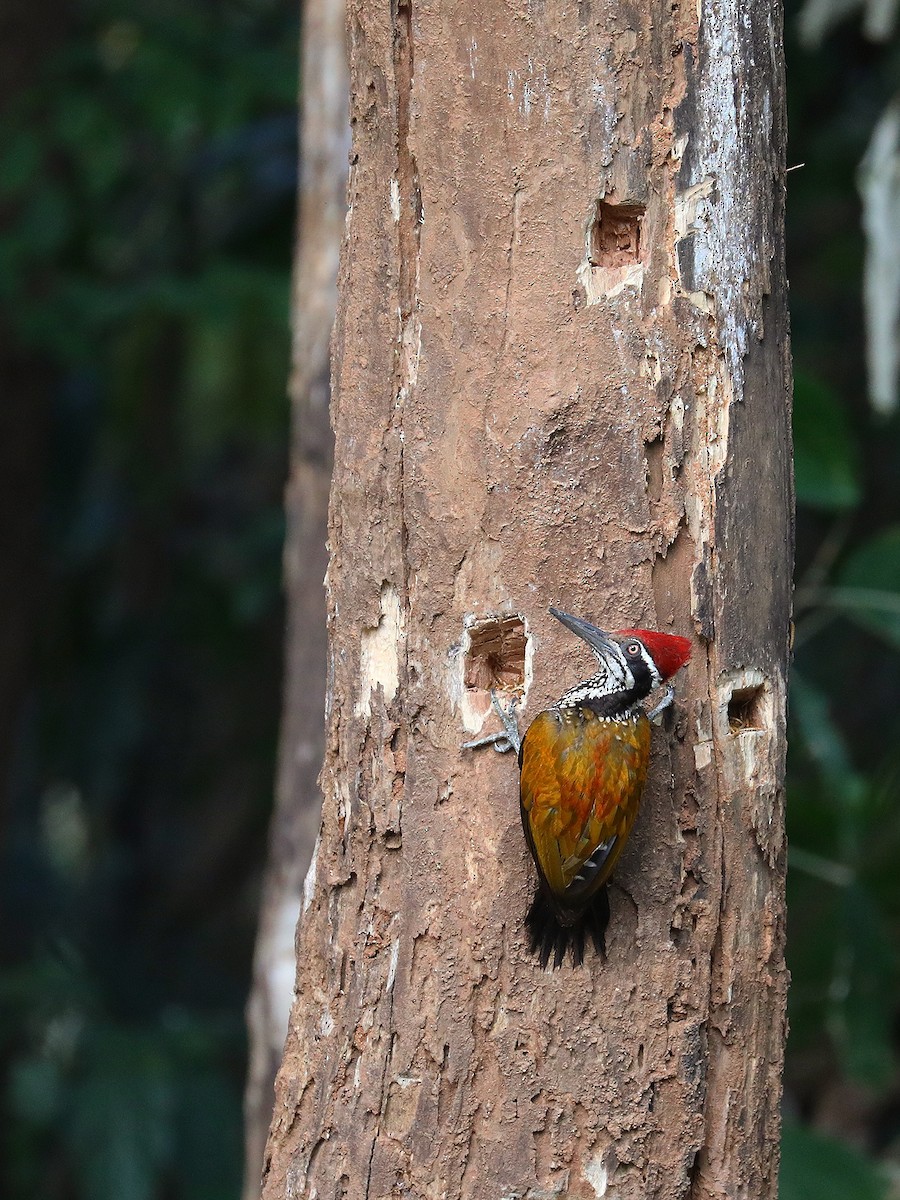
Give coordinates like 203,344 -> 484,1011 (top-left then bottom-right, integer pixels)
727,683 -> 766,734
463,615 -> 526,693
590,198 -> 645,267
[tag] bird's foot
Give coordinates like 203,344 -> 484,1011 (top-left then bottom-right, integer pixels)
647,684 -> 675,724
462,690 -> 522,756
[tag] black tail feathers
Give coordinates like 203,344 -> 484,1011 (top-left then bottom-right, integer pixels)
525,887 -> 611,969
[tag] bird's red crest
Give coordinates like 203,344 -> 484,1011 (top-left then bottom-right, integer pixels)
617,629 -> 692,680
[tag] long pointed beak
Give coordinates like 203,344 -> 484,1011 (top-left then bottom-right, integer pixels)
549,607 -> 617,658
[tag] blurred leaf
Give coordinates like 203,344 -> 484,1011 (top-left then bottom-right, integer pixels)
0,950 -> 97,1036
0,3 -> 296,1199
835,526 -> 900,648
0,128 -> 43,196
780,1120 -> 887,1200
790,672 -> 867,815
172,1070 -> 242,1200
797,0 -> 899,48
786,855 -> 844,1049
7,1058 -> 63,1126
66,1030 -> 174,1200
833,885 -> 897,1089
17,186 -> 72,259
793,371 -> 862,510
53,94 -> 127,199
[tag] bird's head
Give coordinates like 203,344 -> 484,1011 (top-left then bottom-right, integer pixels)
549,607 -> 691,712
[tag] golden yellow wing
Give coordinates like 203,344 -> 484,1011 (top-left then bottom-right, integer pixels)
519,706 -> 651,902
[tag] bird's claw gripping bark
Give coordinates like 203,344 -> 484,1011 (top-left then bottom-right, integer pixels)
462,690 -> 522,756
647,684 -> 675,724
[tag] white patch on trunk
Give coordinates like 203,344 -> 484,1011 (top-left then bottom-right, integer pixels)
706,370 -> 732,478
694,739 -> 714,771
715,668 -> 785,863
524,620 -> 535,701
694,697 -> 715,772
301,830 -> 321,914
583,1156 -> 609,1197
506,56 -> 551,123
715,667 -> 773,779
390,177 -> 401,222
356,584 -> 404,717
387,937 -> 401,991
269,891 -> 303,1045
337,779 -> 352,835
673,175 -> 717,314
670,393 -> 685,438
577,257 -> 645,305
673,0 -> 772,394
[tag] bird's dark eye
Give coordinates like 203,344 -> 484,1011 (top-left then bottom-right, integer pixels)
626,642 -> 641,656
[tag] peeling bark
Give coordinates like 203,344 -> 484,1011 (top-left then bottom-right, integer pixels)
243,2 -> 348,1196
263,0 -> 792,1197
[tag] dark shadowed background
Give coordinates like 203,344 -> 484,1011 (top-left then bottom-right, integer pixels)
0,0 -> 898,1197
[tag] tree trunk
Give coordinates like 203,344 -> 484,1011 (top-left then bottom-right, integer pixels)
242,2 -> 348,1195
263,0 -> 792,1196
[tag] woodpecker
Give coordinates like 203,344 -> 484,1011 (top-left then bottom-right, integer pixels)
465,607 -> 691,968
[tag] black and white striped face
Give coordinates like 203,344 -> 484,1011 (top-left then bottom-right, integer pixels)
558,636 -> 662,711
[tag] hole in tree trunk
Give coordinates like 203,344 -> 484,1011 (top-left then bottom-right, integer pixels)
464,615 -> 526,693
590,199 -> 644,267
728,684 -> 766,733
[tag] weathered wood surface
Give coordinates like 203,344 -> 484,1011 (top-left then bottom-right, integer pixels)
263,0 -> 792,1196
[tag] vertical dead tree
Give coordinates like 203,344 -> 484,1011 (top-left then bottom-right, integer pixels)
264,0 -> 792,1196
243,1 -> 348,1196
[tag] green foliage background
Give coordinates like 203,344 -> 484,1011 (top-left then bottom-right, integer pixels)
0,0 -> 898,1197
780,3 -> 900,1195
0,2 -> 297,1197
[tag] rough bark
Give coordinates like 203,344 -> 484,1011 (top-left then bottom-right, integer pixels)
243,2 -> 348,1195
263,0 -> 792,1197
